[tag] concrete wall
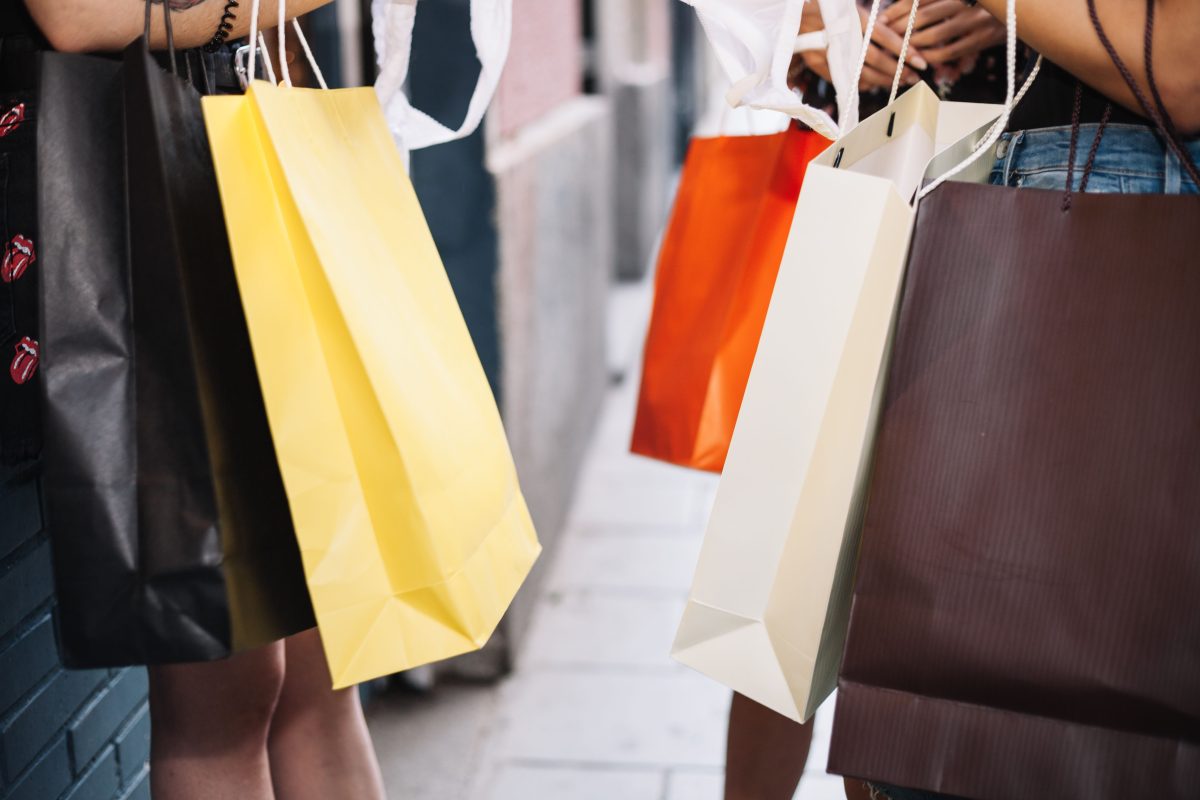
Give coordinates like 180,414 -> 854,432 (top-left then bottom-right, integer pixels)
488,97 -> 613,652
595,0 -> 674,280
493,0 -> 582,136
482,0 -> 613,661
0,466 -> 150,800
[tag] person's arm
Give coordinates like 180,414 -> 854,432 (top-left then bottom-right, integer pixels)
973,0 -> 1200,133
24,0 -> 333,54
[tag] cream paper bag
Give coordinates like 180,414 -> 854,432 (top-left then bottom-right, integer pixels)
672,82 -> 1002,722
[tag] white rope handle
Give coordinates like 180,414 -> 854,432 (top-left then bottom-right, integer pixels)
888,0 -> 921,105
850,0 -> 885,99
247,0 -> 328,90
249,0 -> 261,81
258,33 -> 277,84
918,0 -> 1034,198
278,0 -> 290,87
850,0 -> 921,112
292,19 -> 329,89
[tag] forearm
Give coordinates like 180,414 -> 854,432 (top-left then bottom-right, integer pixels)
24,0 -> 332,54
976,0 -> 1200,133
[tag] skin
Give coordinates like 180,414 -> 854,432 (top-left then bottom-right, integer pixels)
723,693 -> 882,800
22,0 -> 333,53
882,0 -> 1005,65
149,629 -> 386,800
888,0 -> 1200,133
724,693 -> 814,800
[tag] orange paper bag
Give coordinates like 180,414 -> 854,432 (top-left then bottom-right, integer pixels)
631,126 -> 826,472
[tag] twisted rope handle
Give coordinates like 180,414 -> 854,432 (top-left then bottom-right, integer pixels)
889,0 -> 922,105
851,0 -> 885,96
917,0 -> 1024,200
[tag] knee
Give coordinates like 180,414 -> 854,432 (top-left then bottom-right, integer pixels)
149,642 -> 287,754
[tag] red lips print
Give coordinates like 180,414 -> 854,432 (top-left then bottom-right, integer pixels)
0,103 -> 24,138
10,336 -> 38,385
2,234 -> 35,283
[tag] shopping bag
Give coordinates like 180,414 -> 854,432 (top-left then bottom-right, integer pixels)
631,126 -> 827,472
829,7 -> 1200,797
203,78 -> 540,688
686,0 -> 864,138
372,0 -> 511,155
672,80 -> 1003,722
37,18 -> 314,666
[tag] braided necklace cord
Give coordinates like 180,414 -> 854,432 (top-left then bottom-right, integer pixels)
1085,0 -> 1200,186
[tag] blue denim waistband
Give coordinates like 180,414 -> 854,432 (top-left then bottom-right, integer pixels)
991,123 -> 1200,195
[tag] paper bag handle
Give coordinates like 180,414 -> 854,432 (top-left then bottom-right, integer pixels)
688,0 -> 864,139
917,0 -> 1026,199
372,0 -> 512,153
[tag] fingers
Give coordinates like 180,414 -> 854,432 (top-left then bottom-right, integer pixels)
908,11 -> 979,49
884,0 -> 961,30
863,43 -> 921,87
922,26 -> 1002,64
859,63 -> 896,91
881,0 -> 914,26
859,7 -> 929,70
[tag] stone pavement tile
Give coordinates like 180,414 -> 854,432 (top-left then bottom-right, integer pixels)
578,447 -> 697,488
568,470 -> 703,530
366,683 -> 498,800
547,533 -> 703,593
664,768 -> 723,800
688,477 -> 719,528
484,763 -> 664,800
805,695 -> 837,774
665,769 -> 846,800
796,774 -> 850,800
589,380 -> 639,452
607,278 -> 655,382
490,670 -> 728,767
522,591 -> 685,668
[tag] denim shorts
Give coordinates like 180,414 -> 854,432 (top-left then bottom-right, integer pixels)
988,122 -> 1200,195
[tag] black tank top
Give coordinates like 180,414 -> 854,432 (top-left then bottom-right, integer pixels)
1007,59 -> 1147,132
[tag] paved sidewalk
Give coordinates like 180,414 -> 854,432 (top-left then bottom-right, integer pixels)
368,370 -> 844,799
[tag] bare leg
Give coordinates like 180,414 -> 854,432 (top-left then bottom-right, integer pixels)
845,777 -> 876,799
267,628 -> 386,800
149,641 -> 286,800
724,692 -> 815,800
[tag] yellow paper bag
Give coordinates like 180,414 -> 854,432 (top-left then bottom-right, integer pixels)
202,83 -> 540,688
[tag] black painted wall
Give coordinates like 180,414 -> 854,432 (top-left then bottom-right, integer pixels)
0,466 -> 150,800
407,0 -> 502,403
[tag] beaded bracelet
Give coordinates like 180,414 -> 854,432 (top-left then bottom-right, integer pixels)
203,0 -> 240,53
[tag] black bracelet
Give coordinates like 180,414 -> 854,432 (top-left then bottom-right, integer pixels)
203,0 -> 240,53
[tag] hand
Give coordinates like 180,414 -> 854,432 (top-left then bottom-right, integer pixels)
883,0 -> 1006,66
857,5 -> 929,91
790,3 -> 927,92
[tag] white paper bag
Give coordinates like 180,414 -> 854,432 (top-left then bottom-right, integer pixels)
672,82 -> 1003,722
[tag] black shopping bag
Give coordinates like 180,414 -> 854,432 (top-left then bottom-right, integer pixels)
37,7 -> 313,666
